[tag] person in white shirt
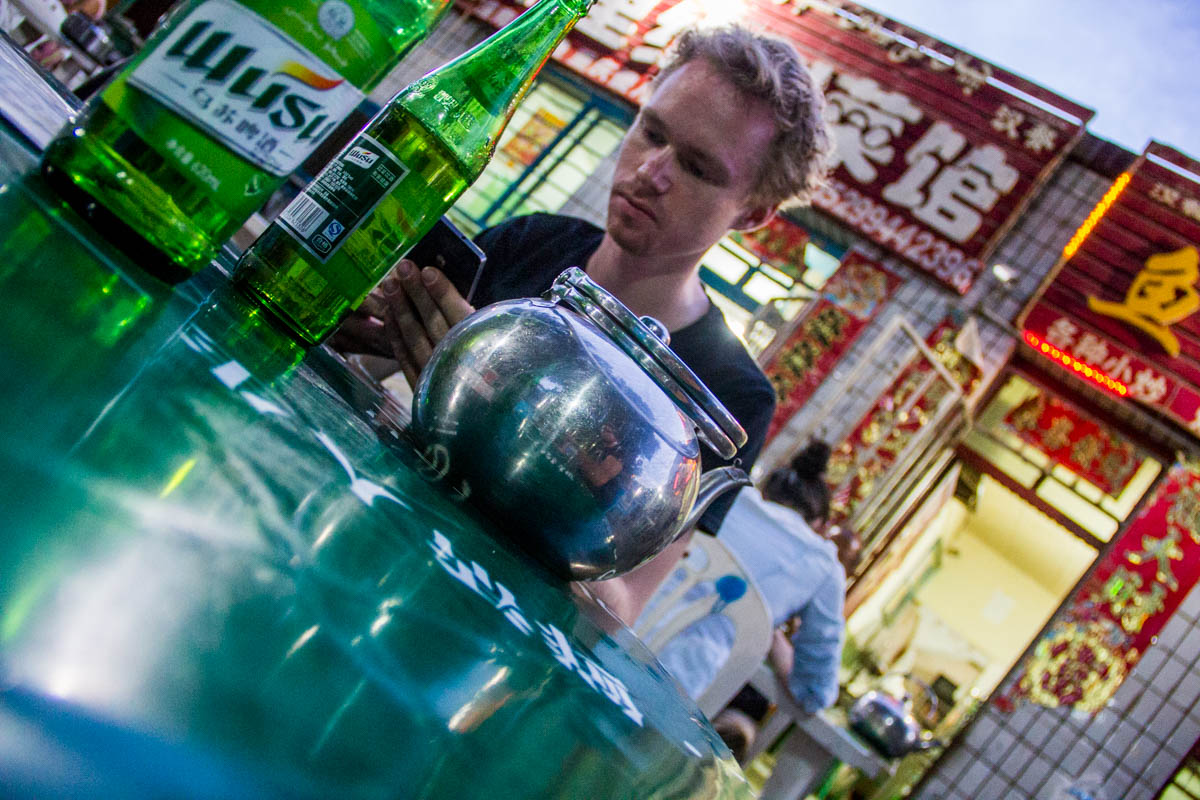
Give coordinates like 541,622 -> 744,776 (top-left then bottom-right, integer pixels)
653,442 -> 861,754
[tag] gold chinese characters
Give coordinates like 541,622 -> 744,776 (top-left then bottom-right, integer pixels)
1088,246 -> 1200,357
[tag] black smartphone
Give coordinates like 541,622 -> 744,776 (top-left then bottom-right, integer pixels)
404,216 -> 487,304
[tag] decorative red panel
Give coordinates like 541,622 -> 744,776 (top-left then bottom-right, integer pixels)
761,250 -> 901,442
461,0 -> 1092,294
1021,143 -> 1200,439
1001,462 -> 1199,714
1002,391 -> 1144,496
824,318 -> 979,529
728,215 -> 810,279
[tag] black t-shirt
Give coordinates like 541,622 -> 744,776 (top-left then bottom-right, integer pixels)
473,213 -> 776,532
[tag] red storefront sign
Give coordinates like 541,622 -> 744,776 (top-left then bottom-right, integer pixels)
463,0 -> 1092,294
728,215 -> 810,280
1003,391 -> 1144,497
825,318 -> 979,528
743,2 -> 1091,295
1020,143 -> 1200,440
762,251 -> 900,442
460,0 -> 690,104
1001,462 -> 1200,714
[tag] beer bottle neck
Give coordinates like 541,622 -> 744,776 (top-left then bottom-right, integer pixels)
397,0 -> 594,177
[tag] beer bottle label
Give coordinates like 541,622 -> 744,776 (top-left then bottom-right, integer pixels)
276,133 -> 408,261
128,0 -> 364,176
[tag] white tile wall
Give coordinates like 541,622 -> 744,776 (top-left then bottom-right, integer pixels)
922,773 -> 951,798
1172,668 -> 1200,708
975,775 -> 1009,800
1118,737 -> 1158,776
1022,712 -> 1055,750
980,727 -> 1016,767
1147,747 -> 1184,788
1041,727 -> 1073,761
934,744 -> 973,783
1181,585 -> 1200,620
1104,718 -> 1139,757
1174,631 -> 1200,663
1156,654 -> 1188,688
1132,693 -> 1161,728
1138,647 -> 1168,677
1088,751 -> 1116,781
1167,716 -> 1200,758
999,740 -> 1035,776
1059,737 -> 1093,777
957,759 -> 991,796
965,714 -> 999,749
1159,613 -> 1192,648
918,580 -> 1200,800
1082,708 -> 1117,744
1107,767 -> 1138,799
1018,756 -> 1054,795
1154,700 -> 1187,738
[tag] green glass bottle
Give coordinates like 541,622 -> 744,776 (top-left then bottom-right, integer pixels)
232,0 -> 594,346
41,0 -> 453,284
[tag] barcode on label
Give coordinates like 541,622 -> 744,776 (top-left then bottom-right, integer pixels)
280,194 -> 328,239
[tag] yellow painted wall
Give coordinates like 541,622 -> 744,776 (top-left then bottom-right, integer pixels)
846,495 -> 967,642
915,532 -> 1061,693
968,476 -> 1097,596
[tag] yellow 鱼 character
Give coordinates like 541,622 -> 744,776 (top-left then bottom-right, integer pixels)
1088,246 -> 1200,356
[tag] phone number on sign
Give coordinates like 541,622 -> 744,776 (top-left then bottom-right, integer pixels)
813,179 -> 981,294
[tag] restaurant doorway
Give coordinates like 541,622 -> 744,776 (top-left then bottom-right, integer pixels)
835,369 -> 1164,796
844,471 -> 1096,714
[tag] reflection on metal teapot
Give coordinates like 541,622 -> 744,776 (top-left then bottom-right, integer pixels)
411,268 -> 750,581
848,679 -> 945,759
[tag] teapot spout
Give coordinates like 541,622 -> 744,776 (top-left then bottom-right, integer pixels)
681,466 -> 752,533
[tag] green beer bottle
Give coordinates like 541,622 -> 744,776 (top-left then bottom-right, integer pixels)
232,0 -> 594,345
41,0 -> 454,284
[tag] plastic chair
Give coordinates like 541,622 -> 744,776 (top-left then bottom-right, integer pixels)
633,534 -> 773,719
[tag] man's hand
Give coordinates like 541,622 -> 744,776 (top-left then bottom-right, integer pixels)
331,290 -> 392,359
333,259 -> 474,388
768,628 -> 795,680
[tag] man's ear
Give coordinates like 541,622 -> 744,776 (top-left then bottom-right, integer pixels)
731,203 -> 776,232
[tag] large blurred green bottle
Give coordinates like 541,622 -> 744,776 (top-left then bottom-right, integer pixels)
41,0 -> 453,284
233,0 -> 594,345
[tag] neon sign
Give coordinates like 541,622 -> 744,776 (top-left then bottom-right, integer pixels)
1023,330 -> 1128,396
1061,172 -> 1131,260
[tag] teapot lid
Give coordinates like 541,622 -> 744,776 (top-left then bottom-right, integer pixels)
548,268 -> 747,460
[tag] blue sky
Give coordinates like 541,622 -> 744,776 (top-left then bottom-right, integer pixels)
863,0 -> 1200,159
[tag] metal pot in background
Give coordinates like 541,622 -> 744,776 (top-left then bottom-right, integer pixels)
848,686 -> 945,760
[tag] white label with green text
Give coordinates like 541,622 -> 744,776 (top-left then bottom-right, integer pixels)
129,0 -> 364,175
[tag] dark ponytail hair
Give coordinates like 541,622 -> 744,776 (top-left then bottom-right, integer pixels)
763,440 -> 832,525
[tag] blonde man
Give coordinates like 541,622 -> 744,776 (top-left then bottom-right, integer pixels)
339,25 -> 832,624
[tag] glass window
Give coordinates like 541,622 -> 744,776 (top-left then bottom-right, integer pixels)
961,372 -> 1161,544
449,73 -> 631,236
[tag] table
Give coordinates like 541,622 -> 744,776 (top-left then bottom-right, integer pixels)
0,105 -> 754,798
746,667 -> 895,800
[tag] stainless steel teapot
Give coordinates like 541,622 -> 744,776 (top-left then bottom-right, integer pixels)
410,268 -> 751,581
848,687 -> 944,759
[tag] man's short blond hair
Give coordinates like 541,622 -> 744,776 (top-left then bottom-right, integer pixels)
656,26 -> 832,208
